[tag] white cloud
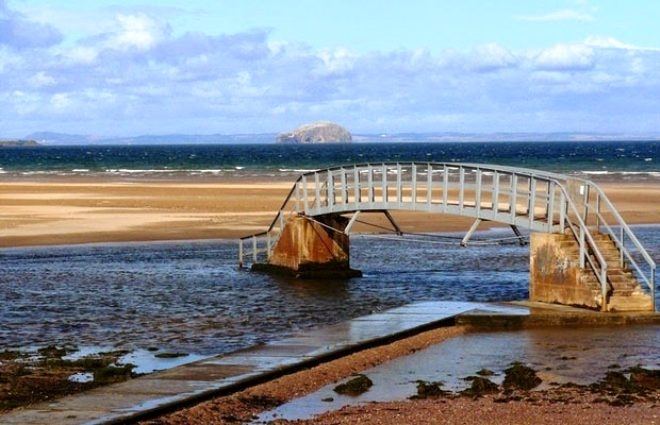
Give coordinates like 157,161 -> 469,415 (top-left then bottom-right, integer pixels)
584,36 -> 635,50
110,13 -> 169,51
533,43 -> 594,70
584,36 -> 660,52
470,43 -> 518,71
516,9 -> 594,22
317,47 -> 356,75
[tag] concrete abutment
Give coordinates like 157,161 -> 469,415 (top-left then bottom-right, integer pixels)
530,232 -> 602,310
252,215 -> 362,278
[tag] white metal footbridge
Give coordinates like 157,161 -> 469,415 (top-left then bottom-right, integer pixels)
239,162 -> 655,311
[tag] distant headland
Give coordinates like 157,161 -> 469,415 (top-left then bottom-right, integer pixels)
276,121 -> 352,144
0,139 -> 39,147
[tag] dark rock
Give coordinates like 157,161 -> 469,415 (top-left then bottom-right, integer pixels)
461,376 -> 499,397
503,362 -> 542,390
476,368 -> 495,376
409,380 -> 450,399
333,374 -> 373,396
238,394 -> 283,409
629,367 -> 660,390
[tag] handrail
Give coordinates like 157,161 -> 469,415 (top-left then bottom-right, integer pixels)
237,162 -> 655,311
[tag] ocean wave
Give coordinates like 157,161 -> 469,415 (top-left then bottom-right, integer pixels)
580,170 -> 660,175
278,168 -> 319,173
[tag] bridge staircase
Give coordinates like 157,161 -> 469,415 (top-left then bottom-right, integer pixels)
239,162 -> 656,312
555,232 -> 654,311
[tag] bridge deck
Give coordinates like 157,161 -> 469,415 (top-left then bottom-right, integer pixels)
240,162 -> 656,311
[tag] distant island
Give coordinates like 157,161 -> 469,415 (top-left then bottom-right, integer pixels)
277,121 -> 352,144
0,139 -> 39,147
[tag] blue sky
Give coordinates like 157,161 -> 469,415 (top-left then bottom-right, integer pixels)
2,0 -> 659,137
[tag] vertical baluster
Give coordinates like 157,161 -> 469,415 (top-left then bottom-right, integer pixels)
493,170 -> 500,217
368,164 -> 374,206
396,163 -> 402,205
341,168 -> 347,204
620,226 -> 625,269
427,163 -> 432,209
559,190 -> 566,231
529,177 -> 537,228
302,175 -> 309,212
354,166 -> 360,208
459,166 -> 465,212
327,171 -> 334,210
411,163 -> 417,205
314,172 -> 320,211
547,181 -> 555,232
475,167 -> 482,215
442,165 -> 448,213
510,174 -> 518,224
382,163 -> 388,203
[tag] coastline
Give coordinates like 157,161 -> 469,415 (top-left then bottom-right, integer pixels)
1,177 -> 659,248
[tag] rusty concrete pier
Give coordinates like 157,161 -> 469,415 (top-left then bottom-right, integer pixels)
240,162 -> 656,312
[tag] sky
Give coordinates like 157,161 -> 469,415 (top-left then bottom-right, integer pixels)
1,0 -> 660,137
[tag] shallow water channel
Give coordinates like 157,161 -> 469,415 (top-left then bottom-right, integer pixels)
256,324 -> 660,423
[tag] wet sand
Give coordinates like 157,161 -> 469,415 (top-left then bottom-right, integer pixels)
1,178 -> 659,247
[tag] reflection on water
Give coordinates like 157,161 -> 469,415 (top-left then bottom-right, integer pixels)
0,227 -> 658,358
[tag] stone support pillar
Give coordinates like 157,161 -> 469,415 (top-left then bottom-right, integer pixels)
254,215 -> 362,278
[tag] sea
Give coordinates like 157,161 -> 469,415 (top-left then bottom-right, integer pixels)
0,140 -> 658,180
0,141 -> 658,368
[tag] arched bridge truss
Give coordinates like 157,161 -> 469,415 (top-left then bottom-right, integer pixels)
240,162 -> 655,310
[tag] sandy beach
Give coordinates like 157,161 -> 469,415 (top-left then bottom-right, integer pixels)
1,178 -> 659,247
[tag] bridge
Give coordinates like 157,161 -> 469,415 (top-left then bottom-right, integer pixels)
239,162 -> 656,312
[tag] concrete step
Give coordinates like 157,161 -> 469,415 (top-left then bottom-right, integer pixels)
608,293 -> 654,312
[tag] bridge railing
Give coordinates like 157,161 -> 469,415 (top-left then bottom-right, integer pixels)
238,187 -> 296,267
238,162 -> 655,310
294,162 -> 567,233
